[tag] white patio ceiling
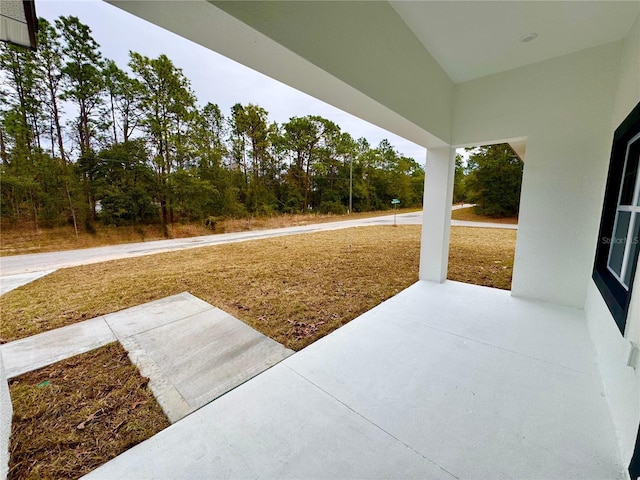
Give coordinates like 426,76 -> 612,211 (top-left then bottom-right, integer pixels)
390,1 -> 640,84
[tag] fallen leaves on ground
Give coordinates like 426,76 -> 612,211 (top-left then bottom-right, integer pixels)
8,343 -> 169,480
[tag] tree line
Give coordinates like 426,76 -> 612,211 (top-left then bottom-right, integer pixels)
0,16 -> 425,235
453,144 -> 523,218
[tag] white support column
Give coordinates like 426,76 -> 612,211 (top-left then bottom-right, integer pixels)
0,354 -> 12,480
419,146 -> 455,282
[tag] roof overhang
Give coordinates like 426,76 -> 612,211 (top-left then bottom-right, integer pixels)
508,140 -> 527,162
106,1 -> 639,150
0,0 -> 37,50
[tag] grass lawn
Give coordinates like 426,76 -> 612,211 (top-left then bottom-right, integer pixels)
2,224 -> 516,477
0,225 -> 516,348
448,227 -> 515,290
8,343 -> 169,480
452,206 -> 518,224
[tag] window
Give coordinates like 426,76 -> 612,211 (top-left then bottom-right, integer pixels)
594,101 -> 640,335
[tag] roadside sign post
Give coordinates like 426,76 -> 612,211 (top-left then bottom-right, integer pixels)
391,199 -> 400,226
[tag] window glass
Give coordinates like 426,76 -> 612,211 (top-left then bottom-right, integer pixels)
609,210 -> 631,277
621,139 -> 639,205
593,101 -> 640,335
623,214 -> 640,286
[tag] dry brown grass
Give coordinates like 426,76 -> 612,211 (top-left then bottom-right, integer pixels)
3,225 -> 516,478
0,209 -> 420,256
0,226 -> 419,350
8,342 -> 170,480
448,227 -> 517,290
0,223 -> 168,256
452,206 -> 518,224
0,226 -> 517,348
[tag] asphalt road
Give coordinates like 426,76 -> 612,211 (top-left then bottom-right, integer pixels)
0,212 -> 421,276
0,207 -> 516,287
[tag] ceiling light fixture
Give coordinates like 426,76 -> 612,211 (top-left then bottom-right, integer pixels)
520,33 -> 538,43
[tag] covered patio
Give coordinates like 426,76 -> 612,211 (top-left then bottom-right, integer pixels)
1,1 -> 636,477
99,2 -> 639,475
86,280 -> 622,479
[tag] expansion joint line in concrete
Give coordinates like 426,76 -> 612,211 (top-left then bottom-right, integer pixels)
282,364 -> 460,480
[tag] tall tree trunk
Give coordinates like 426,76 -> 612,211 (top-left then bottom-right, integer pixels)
66,181 -> 78,237
49,119 -> 55,155
123,113 -> 130,143
29,186 -> 39,232
79,98 -> 91,155
30,111 -> 41,150
109,92 -> 118,144
0,129 -> 7,164
49,80 -> 66,162
160,199 -> 169,237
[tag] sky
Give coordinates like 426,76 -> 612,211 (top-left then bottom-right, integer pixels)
36,0 -> 428,163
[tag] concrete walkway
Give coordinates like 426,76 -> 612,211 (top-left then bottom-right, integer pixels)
84,280 -> 623,479
0,293 -> 292,423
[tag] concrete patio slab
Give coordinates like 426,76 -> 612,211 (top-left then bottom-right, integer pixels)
119,335 -> 193,423
85,365 -> 456,480
83,280 -> 625,480
103,292 -> 212,338
351,281 -> 596,372
285,283 -> 619,479
1,317 -> 116,378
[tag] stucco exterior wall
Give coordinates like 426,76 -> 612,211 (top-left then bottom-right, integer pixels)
0,353 -> 12,480
452,41 -> 622,309
585,13 -> 640,464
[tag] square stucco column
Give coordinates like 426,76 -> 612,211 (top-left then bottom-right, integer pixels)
419,146 -> 455,282
0,353 -> 11,480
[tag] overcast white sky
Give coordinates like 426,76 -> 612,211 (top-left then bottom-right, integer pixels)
36,0 -> 427,163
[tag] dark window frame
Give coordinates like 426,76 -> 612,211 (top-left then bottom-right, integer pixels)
593,101 -> 640,335
631,422 -> 640,479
